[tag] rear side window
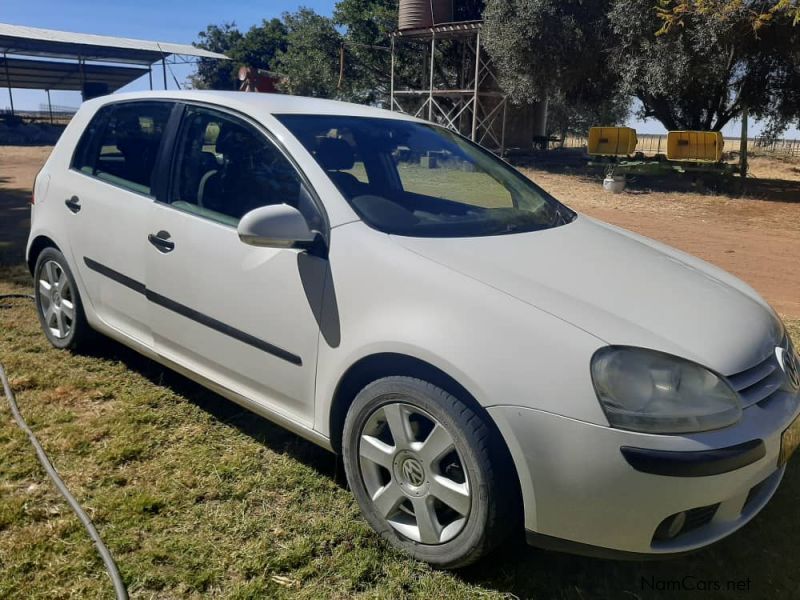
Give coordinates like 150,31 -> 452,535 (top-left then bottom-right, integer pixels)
72,101 -> 173,196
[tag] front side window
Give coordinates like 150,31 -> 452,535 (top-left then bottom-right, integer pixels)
73,101 -> 172,196
277,114 -> 574,237
170,106 -> 321,229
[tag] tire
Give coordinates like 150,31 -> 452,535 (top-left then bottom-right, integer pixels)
33,248 -> 93,350
342,376 -> 518,568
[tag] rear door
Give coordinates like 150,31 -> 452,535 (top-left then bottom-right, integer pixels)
59,100 -> 174,347
145,104 -> 328,426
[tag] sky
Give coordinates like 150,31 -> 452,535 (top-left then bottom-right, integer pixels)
2,1 -> 798,139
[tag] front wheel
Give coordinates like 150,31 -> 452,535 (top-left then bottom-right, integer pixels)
342,377 -> 517,568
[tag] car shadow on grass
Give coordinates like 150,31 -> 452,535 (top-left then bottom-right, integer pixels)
81,334 -> 799,599
80,336 -> 344,485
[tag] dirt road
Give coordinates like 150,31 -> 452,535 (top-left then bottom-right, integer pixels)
2,145 -> 798,318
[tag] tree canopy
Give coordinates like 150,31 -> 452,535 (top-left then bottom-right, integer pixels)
482,0 -> 800,133
191,1 -> 800,136
191,20 -> 287,90
656,1 -> 800,32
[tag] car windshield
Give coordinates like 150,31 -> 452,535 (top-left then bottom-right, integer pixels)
277,114 -> 575,237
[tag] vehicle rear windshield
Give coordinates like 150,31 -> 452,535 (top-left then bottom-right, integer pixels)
276,114 -> 574,237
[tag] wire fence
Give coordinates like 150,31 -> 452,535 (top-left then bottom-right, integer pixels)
0,106 -> 77,126
563,133 -> 800,157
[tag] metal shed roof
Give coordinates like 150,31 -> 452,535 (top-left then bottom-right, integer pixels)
0,56 -> 148,92
0,23 -> 228,65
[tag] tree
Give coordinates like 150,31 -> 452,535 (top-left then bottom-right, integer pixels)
191,23 -> 244,90
273,9 -> 345,98
482,1 -> 629,131
333,0 -> 397,103
610,0 -> 800,131
656,1 -> 800,33
482,0 -> 800,133
237,19 -> 288,75
191,20 -> 287,90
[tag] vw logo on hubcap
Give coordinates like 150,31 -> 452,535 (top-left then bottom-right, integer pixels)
401,457 -> 425,487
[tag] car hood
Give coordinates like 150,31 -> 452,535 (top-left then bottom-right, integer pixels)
394,215 -> 781,376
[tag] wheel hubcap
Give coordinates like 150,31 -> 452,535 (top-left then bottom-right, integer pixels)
358,402 -> 471,545
38,260 -> 75,340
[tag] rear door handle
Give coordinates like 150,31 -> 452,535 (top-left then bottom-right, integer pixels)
64,196 -> 81,213
148,231 -> 175,253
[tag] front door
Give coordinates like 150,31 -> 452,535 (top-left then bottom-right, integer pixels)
146,104 -> 327,426
61,100 -> 174,347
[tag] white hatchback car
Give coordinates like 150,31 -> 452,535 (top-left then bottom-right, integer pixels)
28,91 -> 800,567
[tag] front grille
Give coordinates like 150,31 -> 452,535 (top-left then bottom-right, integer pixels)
683,504 -> 720,534
726,348 -> 784,408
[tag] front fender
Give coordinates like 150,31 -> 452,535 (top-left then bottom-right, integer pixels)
313,223 -> 608,437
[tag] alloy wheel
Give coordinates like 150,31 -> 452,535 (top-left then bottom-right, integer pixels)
358,401 -> 471,544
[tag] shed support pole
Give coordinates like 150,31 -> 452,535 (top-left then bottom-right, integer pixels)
79,58 -> 86,100
471,30 -> 481,142
162,58 -> 168,90
148,67 -> 153,90
428,34 -> 435,121
390,37 -> 395,112
3,53 -> 14,117
739,107 -> 749,179
46,89 -> 53,124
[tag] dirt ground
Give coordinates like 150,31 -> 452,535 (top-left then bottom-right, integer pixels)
0,146 -> 50,264
1,145 -> 798,318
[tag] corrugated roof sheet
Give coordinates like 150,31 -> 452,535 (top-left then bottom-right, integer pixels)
0,56 -> 148,92
0,23 -> 228,64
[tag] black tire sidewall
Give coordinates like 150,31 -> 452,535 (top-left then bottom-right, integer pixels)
33,248 -> 88,350
343,377 -> 499,568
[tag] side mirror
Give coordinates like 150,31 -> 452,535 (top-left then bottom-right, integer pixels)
237,204 -> 317,249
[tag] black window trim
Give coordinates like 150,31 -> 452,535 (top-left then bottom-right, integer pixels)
69,98 -> 178,200
153,100 -> 331,244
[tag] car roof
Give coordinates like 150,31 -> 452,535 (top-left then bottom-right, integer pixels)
87,90 -> 422,123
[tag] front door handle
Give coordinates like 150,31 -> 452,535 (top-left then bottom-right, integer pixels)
148,231 -> 175,253
64,196 -> 81,213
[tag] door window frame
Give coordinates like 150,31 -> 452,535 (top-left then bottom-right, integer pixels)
70,99 -> 178,199
154,101 -> 330,243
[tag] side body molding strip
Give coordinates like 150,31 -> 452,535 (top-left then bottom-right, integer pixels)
83,256 -> 302,366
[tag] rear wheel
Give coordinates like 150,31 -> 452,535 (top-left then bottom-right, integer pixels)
34,248 -> 92,350
342,376 -> 517,568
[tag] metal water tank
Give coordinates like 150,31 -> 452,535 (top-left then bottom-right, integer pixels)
398,0 -> 454,30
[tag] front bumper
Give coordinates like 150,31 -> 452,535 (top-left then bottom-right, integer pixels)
488,389 -> 800,556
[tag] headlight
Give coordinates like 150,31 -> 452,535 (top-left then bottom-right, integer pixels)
591,347 -> 741,434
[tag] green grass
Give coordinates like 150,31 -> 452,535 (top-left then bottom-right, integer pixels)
1,264 -> 799,598
345,161 -> 514,208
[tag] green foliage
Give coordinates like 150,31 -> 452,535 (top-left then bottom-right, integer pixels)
273,9 -> 345,98
483,1 -> 629,132
610,0 -> 800,131
191,2 -> 415,106
191,20 -> 287,90
191,23 -> 244,90
483,0 -> 800,134
333,0 -> 397,103
656,1 -> 800,32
